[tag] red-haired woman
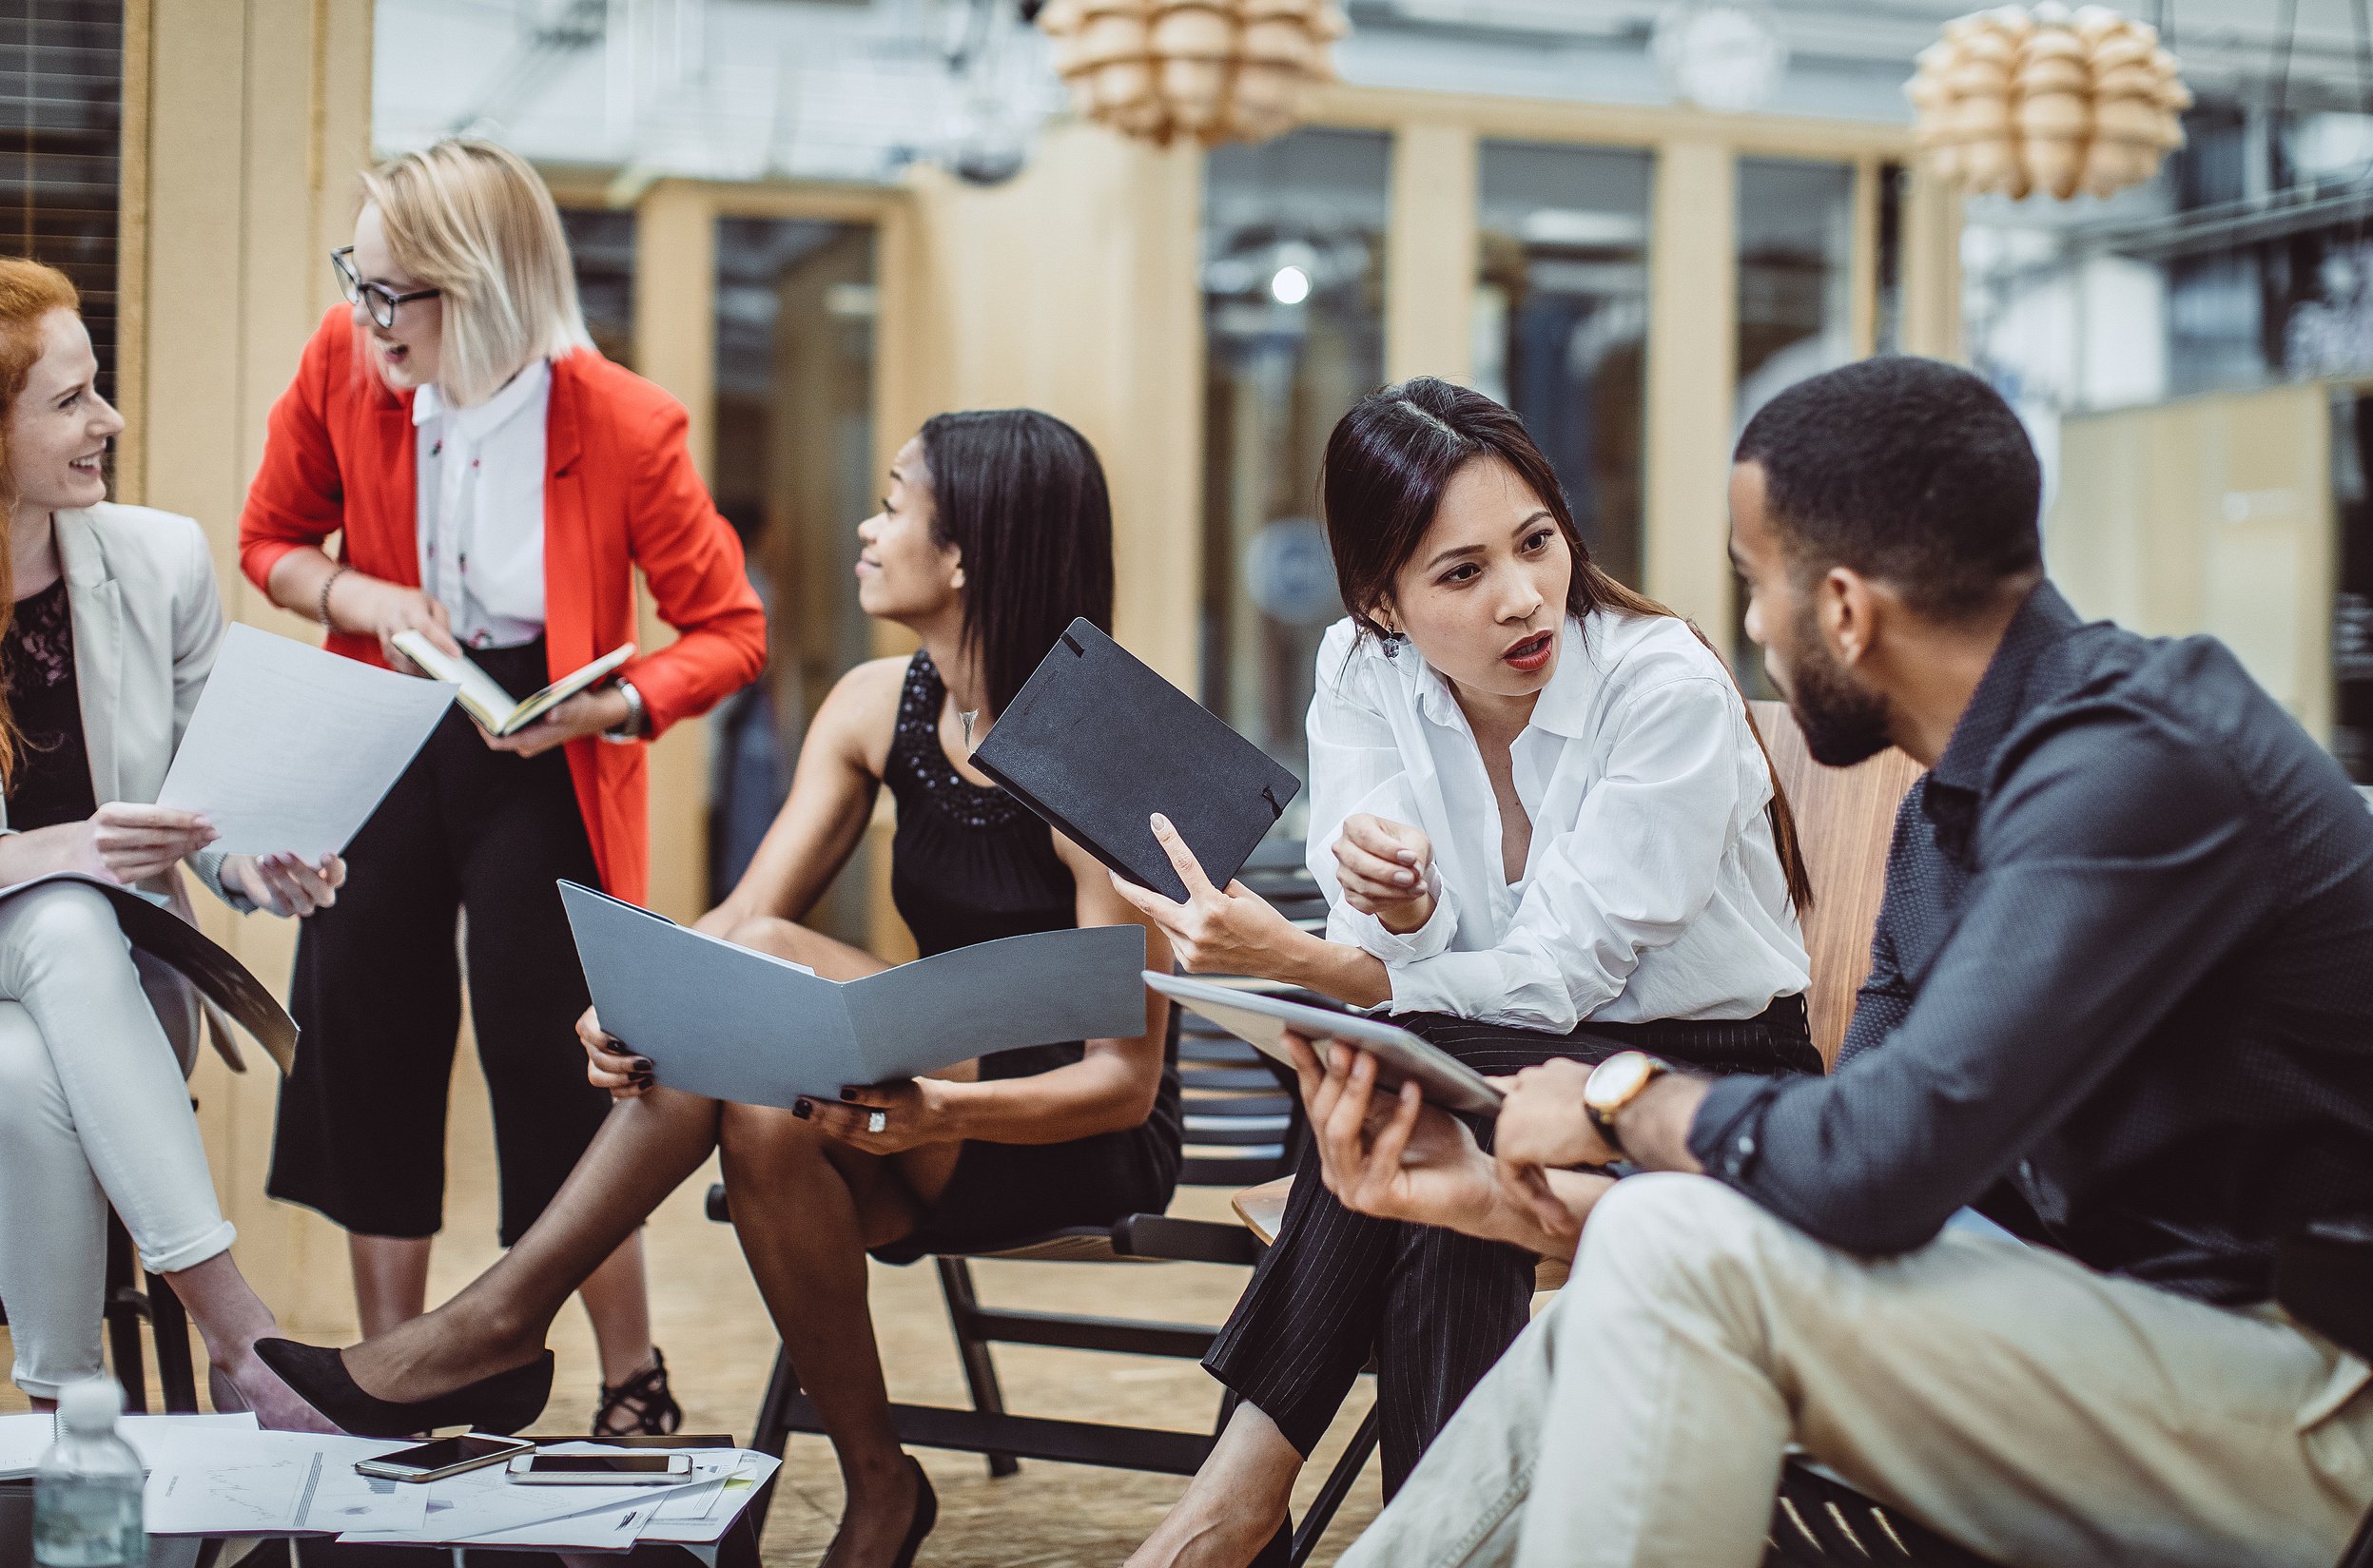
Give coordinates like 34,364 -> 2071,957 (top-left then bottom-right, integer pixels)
0,259 -> 342,1424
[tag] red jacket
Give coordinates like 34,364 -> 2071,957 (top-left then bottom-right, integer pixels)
241,308 -> 768,906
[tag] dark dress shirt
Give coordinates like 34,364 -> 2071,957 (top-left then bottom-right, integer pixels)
1689,581 -> 2373,1305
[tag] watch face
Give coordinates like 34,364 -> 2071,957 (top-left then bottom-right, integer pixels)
1587,1051 -> 1655,1113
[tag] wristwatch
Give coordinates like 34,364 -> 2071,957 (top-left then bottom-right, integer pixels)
1583,1051 -> 1674,1160
601,677 -> 649,744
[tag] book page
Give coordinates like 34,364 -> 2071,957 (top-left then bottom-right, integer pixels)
391,629 -> 521,731
505,642 -> 635,732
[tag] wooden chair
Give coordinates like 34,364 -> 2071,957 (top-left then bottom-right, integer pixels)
708,842 -> 1327,1534
1240,702 -> 1924,1565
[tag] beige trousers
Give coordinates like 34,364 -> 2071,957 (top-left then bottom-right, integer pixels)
1338,1172 -> 2373,1568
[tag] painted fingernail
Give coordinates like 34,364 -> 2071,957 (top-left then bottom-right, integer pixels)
1395,869 -> 1414,884
792,1098 -> 812,1119
1151,813 -> 1172,833
631,1057 -> 653,1073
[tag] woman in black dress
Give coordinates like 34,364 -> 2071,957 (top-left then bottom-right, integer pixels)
257,409 -> 1177,1568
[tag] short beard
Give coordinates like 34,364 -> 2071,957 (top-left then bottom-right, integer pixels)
1779,604 -> 1893,767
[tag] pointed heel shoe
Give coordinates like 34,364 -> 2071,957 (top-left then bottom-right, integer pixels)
891,1457 -> 937,1568
252,1338 -> 554,1439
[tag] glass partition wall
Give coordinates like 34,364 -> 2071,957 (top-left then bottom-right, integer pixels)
710,217 -> 879,929
1201,127 -> 1391,827
1732,157 -> 1857,690
1473,141 -> 1652,590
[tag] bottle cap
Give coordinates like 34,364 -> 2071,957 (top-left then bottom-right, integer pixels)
56,1378 -> 124,1433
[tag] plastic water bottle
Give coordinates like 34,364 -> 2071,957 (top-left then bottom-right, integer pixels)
32,1379 -> 146,1568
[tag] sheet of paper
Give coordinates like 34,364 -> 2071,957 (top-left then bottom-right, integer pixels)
159,623 -> 453,858
636,1454 -> 781,1545
0,1413 -> 52,1480
0,1412 -> 259,1481
141,1429 -> 429,1536
333,1445 -> 771,1549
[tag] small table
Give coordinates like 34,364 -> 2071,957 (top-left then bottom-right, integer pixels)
2,1440 -> 768,1568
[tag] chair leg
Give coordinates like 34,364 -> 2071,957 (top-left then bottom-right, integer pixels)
935,1257 -> 1020,1479
145,1271 -> 199,1414
1290,1404 -> 1379,1568
743,1348 -> 805,1539
102,1216 -> 149,1414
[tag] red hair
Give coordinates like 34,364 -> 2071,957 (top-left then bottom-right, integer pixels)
0,258 -> 85,784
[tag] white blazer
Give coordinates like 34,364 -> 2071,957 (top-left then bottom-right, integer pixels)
0,503 -> 243,1068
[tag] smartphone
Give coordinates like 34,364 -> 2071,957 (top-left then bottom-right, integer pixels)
506,1452 -> 693,1485
355,1434 -> 534,1482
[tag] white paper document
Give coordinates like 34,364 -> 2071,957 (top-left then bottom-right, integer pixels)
560,881 -> 1150,1109
0,1411 -> 258,1481
159,623 -> 454,858
141,1429 -> 430,1535
333,1444 -> 777,1550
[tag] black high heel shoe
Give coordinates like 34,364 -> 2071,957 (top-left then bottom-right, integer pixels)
252,1338 -> 554,1439
889,1457 -> 937,1568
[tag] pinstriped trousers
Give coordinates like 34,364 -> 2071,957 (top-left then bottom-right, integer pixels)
1202,998 -> 1819,1495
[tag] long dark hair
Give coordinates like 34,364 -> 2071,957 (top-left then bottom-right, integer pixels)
919,408 -> 1117,720
1320,377 -> 1814,912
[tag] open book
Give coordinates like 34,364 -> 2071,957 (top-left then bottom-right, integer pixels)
393,631 -> 635,737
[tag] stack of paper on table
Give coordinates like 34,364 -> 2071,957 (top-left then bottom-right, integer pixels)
3,1417 -> 775,1549
333,1442 -> 780,1550
2,1415 -> 426,1534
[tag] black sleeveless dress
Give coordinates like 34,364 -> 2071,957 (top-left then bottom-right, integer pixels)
868,650 -> 1183,1264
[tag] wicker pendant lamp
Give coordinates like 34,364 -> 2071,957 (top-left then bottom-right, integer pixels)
1035,0 -> 1352,147
1907,2 -> 2193,201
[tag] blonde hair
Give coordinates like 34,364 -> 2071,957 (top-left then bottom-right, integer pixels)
0,258 -> 84,785
360,140 -> 591,407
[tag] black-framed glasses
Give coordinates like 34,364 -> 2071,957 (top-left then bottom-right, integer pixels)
332,246 -> 440,329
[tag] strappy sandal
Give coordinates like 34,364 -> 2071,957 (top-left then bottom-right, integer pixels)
593,1346 -> 683,1436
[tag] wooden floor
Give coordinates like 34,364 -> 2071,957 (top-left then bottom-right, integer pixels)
0,1048 -> 1386,1567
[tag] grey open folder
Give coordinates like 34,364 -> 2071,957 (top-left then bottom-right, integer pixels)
1145,972 -> 1505,1116
557,881 -> 1151,1108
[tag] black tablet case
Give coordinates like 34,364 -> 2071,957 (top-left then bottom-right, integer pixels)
971,619 -> 1303,901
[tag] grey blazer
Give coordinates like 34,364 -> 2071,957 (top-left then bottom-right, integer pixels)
3,503 -> 246,1069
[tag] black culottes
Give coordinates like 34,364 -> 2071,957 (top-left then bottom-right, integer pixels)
267,641 -> 613,1247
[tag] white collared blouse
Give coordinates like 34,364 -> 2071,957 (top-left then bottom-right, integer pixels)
1304,609 -> 1810,1031
413,360 -> 552,649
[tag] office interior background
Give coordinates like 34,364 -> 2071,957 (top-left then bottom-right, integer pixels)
5,0 -> 2372,1516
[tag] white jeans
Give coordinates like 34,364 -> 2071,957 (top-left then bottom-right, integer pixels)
1341,1172 -> 2373,1568
0,882 -> 236,1397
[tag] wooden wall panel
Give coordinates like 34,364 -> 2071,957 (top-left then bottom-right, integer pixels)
143,0 -> 374,1333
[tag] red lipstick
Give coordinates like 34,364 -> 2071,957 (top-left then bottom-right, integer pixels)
1503,629 -> 1554,673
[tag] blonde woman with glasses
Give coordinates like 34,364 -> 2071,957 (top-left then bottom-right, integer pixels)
240,140 -> 767,1434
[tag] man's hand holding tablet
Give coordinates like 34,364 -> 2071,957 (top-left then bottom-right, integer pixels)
1284,1032 -> 1616,1261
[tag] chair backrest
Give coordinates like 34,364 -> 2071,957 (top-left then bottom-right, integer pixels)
1749,700 -> 1925,1066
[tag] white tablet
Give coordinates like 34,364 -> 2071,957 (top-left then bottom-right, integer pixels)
1147,972 -> 1504,1116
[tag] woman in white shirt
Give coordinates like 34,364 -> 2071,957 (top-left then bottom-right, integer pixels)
1117,377 -> 1819,1568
